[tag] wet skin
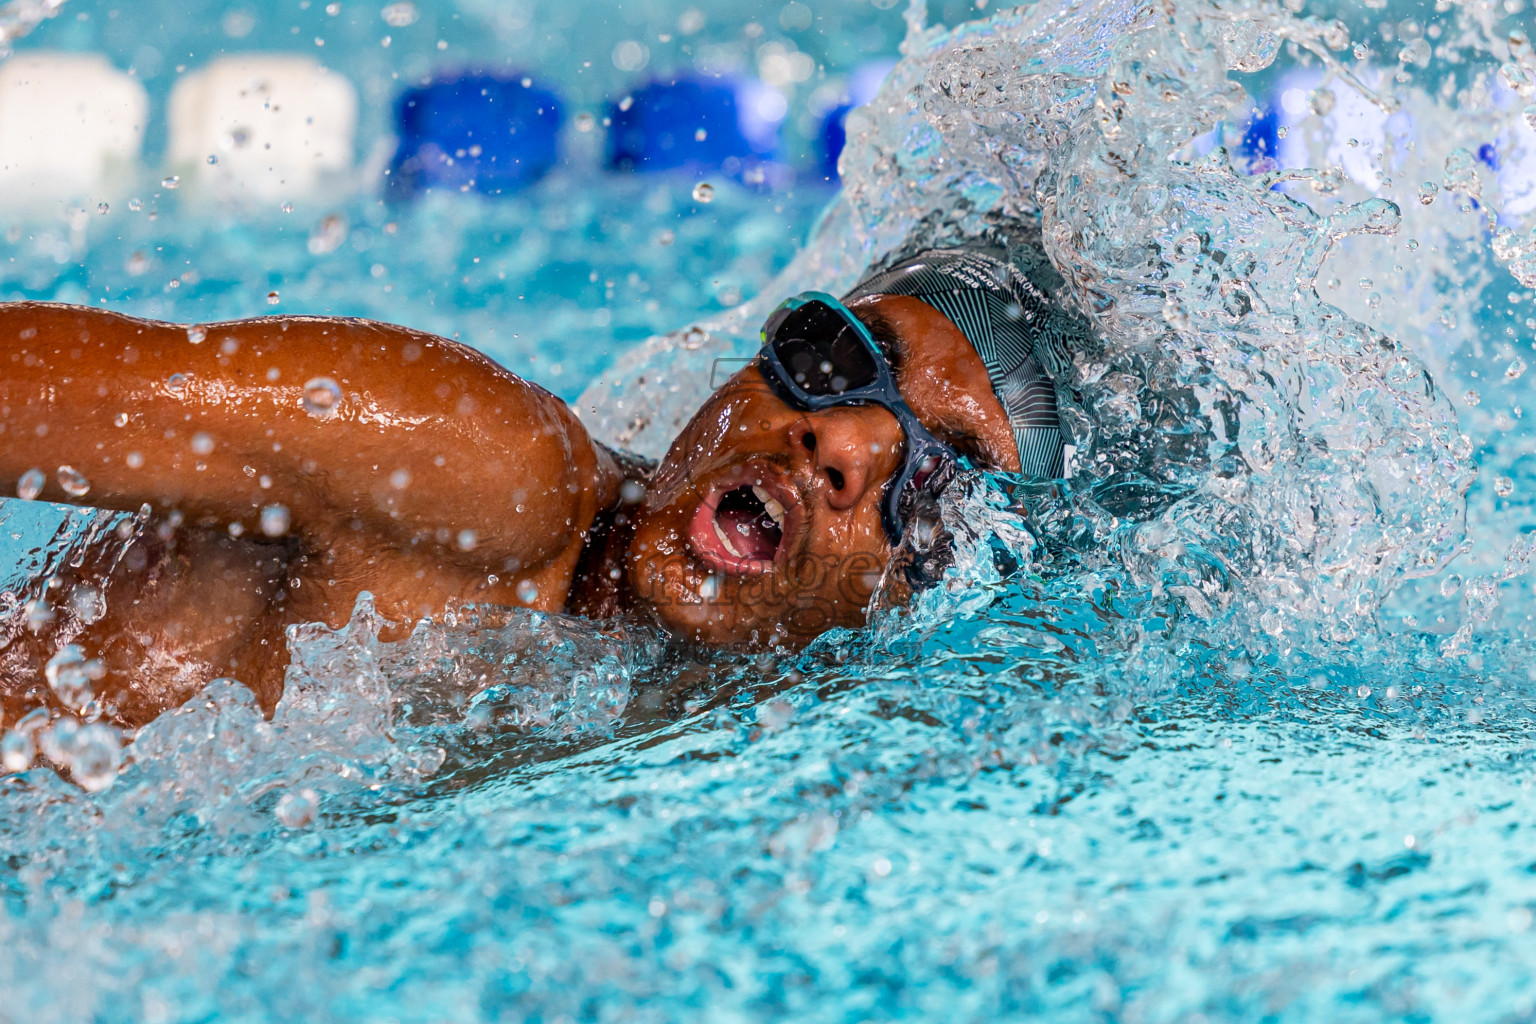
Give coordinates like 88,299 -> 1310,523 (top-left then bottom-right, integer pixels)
0,296 -> 1017,727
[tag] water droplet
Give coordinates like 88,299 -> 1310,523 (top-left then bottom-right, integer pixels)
1526,105 -> 1536,131
1508,358 -> 1527,381
1440,573 -> 1464,597
389,468 -> 411,489
691,181 -> 715,203
1418,181 -> 1439,205
69,723 -> 121,791
126,451 -> 144,469
326,1 -> 341,13
16,468 -> 44,500
206,154 -> 219,165
1161,297 -> 1190,329
127,197 -> 143,212
1398,38 -> 1430,66
1496,475 -> 1515,496
1443,147 -> 1482,197
1,729 -> 35,771
1406,238 -> 1420,252
280,202 -> 294,214
574,112 -> 595,132
68,584 -> 106,624
266,290 -> 280,305
261,504 -> 290,537
1464,388 -> 1481,407
456,528 -> 477,551
161,175 -> 180,190
38,716 -> 77,764
1357,684 -> 1372,698
45,645 -> 96,708
516,579 -> 540,604
1353,42 -> 1369,60
1308,86 -> 1336,116
25,599 -> 53,632
125,251 -> 149,275
191,432 -> 215,455
186,324 -> 207,344
656,229 -> 676,247
381,0 -> 417,27
699,574 -> 722,600
307,213 -> 349,255
302,377 -> 342,418
56,465 -> 90,498
276,787 -> 319,827
96,202 -> 109,215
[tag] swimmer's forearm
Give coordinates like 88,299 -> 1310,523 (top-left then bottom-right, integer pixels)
0,302 -> 605,567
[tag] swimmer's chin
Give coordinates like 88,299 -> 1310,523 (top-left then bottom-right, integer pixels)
626,551 -> 783,646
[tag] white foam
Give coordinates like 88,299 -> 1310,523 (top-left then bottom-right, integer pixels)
0,52 -> 146,206
167,55 -> 357,202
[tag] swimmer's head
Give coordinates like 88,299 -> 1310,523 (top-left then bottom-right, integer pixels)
625,247 -> 1076,646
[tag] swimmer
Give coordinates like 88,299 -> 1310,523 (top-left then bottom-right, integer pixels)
0,247 -> 1086,726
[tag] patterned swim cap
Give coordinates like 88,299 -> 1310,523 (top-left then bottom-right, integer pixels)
843,247 -> 1076,479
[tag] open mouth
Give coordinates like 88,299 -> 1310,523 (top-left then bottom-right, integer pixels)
689,475 -> 796,577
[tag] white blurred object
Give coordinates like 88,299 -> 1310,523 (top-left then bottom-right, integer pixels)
1492,79 -> 1536,219
0,51 -> 146,205
168,55 -> 357,201
1497,131 -> 1536,219
1274,67 -> 1410,194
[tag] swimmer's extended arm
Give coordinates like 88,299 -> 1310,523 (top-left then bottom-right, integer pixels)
0,302 -> 619,620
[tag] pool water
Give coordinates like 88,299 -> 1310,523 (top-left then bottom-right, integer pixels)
6,0 -> 1536,1019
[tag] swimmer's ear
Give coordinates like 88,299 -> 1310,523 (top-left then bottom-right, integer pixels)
887,493 -> 954,597
867,508 -> 953,621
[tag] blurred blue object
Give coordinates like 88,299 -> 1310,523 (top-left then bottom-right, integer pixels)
604,75 -> 781,179
815,61 -> 895,180
1237,103 -> 1279,172
389,73 -> 563,198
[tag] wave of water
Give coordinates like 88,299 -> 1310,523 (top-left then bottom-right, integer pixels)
5,0 -> 1536,1018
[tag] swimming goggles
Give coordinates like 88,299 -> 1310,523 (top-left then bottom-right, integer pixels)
756,290 -> 959,544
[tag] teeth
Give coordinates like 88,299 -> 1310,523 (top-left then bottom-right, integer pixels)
752,485 -> 786,526
713,518 -> 743,558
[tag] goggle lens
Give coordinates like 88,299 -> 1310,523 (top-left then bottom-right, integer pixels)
770,301 -> 879,396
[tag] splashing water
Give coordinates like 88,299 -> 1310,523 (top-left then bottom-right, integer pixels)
0,0 -> 66,57
582,0 -> 1505,653
5,0 -> 1536,1017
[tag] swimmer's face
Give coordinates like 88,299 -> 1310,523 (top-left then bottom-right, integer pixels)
626,294 -> 1021,646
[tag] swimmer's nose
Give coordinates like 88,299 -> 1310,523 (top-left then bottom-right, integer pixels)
788,413 -> 899,513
